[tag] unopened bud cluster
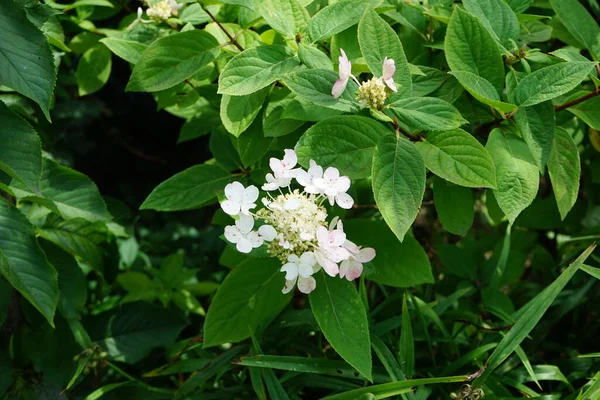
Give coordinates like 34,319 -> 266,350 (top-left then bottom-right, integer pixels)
356,77 -> 388,110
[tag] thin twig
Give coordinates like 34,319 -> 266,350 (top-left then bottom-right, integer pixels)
201,5 -> 244,52
554,89 -> 600,111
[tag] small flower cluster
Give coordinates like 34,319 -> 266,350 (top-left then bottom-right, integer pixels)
332,48 -> 398,110
220,150 -> 375,294
129,0 -> 181,28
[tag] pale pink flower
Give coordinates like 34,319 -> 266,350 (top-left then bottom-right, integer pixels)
332,49 -> 352,98
314,226 -> 351,276
340,240 -> 375,281
382,57 -> 397,92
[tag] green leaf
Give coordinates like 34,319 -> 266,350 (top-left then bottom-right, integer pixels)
486,130 -> 539,223
475,244 -> 596,385
450,71 -> 517,114
89,302 -> 187,364
231,120 -> 274,168
549,0 -> 600,60
415,129 -> 496,188
218,45 -> 300,96
387,97 -> 467,131
344,220 -> 433,288
283,69 -> 361,112
220,88 -> 269,137
370,336 -> 406,383
444,7 -> 505,93
566,93 -> 600,130
0,278 -> 10,328
372,134 -> 426,242
99,38 -> 147,65
399,294 -> 414,379
358,7 -> 412,97
0,200 -> 58,327
298,43 -> 333,70
140,164 -> 236,211
514,62 -> 596,107
281,98 -> 343,121
309,271 -> 372,381
548,127 -> 580,220
10,158 -> 110,222
76,44 -> 112,96
127,30 -> 220,92
514,101 -> 555,173
462,0 -> 519,48
505,0 -> 534,13
203,258 -> 292,347
308,0 -> 371,42
0,0 -> 56,121
433,177 -> 474,236
295,116 -> 390,179
256,0 -> 309,39
262,88 -> 305,138
0,101 -> 42,191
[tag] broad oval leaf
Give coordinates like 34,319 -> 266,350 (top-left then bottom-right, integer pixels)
463,0 -> 519,48
203,258 -> 292,347
514,101 -> 555,173
486,129 -> 539,223
549,0 -> 600,60
127,30 -> 220,92
307,0 -> 371,42
218,45 -> 300,95
140,164 -> 236,211
388,97 -> 467,132
100,37 -> 147,64
298,43 -> 333,70
450,71 -> 517,114
514,61 -> 596,107
548,127 -> 580,220
220,88 -> 269,137
415,129 -> 496,188
295,116 -> 391,179
372,134 -> 426,242
76,44 -> 112,96
358,7 -> 412,97
433,177 -> 475,236
309,271 -> 372,381
256,0 -> 309,39
0,200 -> 58,327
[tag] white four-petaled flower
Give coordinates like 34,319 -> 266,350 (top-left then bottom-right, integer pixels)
281,252 -> 319,294
221,182 -> 258,216
263,149 -> 301,191
224,215 -> 263,254
340,240 -> 376,281
313,167 -> 354,209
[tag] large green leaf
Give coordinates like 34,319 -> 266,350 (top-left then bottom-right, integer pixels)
218,45 -> 300,95
126,30 -> 220,92
89,302 -> 187,364
567,93 -> 600,130
0,200 -> 58,327
307,0 -> 371,42
99,37 -> 147,65
415,129 -> 496,188
230,120 -> 274,168
444,7 -> 505,93
463,0 -> 519,48
548,127 -> 580,220
295,116 -> 390,179
76,44 -> 112,96
344,220 -> 433,288
0,0 -> 56,120
514,62 -> 596,107
140,164 -> 236,211
450,71 -> 517,114
372,134 -> 426,242
283,69 -> 361,112
358,7 -> 411,97
262,89 -> 305,138
505,0 -> 534,13
309,271 -> 372,381
433,177 -> 474,236
514,101 -> 555,173
10,158 -> 110,222
387,97 -> 467,132
220,88 -> 269,137
0,101 -> 42,191
203,258 -> 292,347
256,0 -> 309,39
549,0 -> 600,60
486,129 -> 539,223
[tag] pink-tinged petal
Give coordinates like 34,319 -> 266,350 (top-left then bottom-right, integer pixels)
382,57 -> 396,80
339,259 -> 350,279
328,247 -> 351,263
331,78 -> 349,98
335,176 -> 351,192
282,278 -> 297,294
269,158 -> 284,175
356,247 -> 376,263
314,251 -> 337,276
316,226 -> 329,245
338,49 -> 351,79
323,167 -> 340,180
258,225 -> 277,241
221,199 -> 241,216
246,231 -> 264,248
335,192 -> 354,209
224,226 -> 241,244
243,185 -> 259,203
281,263 -> 299,280
344,259 -> 363,281
282,149 -> 297,168
300,251 -> 317,267
343,240 -> 360,254
329,230 -> 346,247
297,276 -> 316,294
236,214 -> 254,234
298,262 -> 313,278
236,237 -> 253,253
384,78 -> 397,92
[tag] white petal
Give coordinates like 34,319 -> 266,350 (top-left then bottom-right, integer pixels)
258,225 -> 277,241
308,162 -> 323,179
316,226 -> 329,245
315,251 -> 339,276
323,167 -> 340,180
243,185 -> 259,203
331,78 -> 349,98
262,182 -> 279,191
240,203 -> 256,215
329,230 -> 346,247
281,263 -> 299,280
328,195 -> 335,206
236,237 -> 253,253
270,158 -> 285,175
343,240 -> 360,254
356,247 -> 376,263
246,231 -> 264,248
300,251 -> 317,267
225,182 -> 244,201
338,49 -> 351,79
282,278 -> 297,294
384,78 -> 397,92
236,214 -> 254,234
297,276 -> 316,294
335,176 -> 351,193
287,254 -> 300,263
328,216 -> 340,231
335,192 -> 354,209
224,226 -> 241,244
295,170 -> 311,187
221,199 -> 241,216
284,198 -> 301,210
313,178 -> 328,190
298,262 -> 314,278
382,57 -> 396,80
300,232 -> 314,241
282,149 -> 297,169
329,247 -> 351,263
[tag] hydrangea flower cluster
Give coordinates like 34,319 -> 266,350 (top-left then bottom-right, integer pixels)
129,0 -> 181,28
220,150 -> 375,294
332,48 -> 398,110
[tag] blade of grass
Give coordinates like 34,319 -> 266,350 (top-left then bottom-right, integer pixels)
581,264 -> 600,280
490,223 -> 513,290
400,293 -> 414,379
441,343 -> 498,375
371,335 -> 415,400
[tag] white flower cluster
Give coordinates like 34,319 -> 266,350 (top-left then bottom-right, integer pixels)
146,0 -> 182,21
220,149 -> 375,294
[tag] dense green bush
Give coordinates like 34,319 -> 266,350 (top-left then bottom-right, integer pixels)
1,0 -> 600,398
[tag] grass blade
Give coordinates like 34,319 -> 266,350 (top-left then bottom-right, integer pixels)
400,293 -> 414,379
